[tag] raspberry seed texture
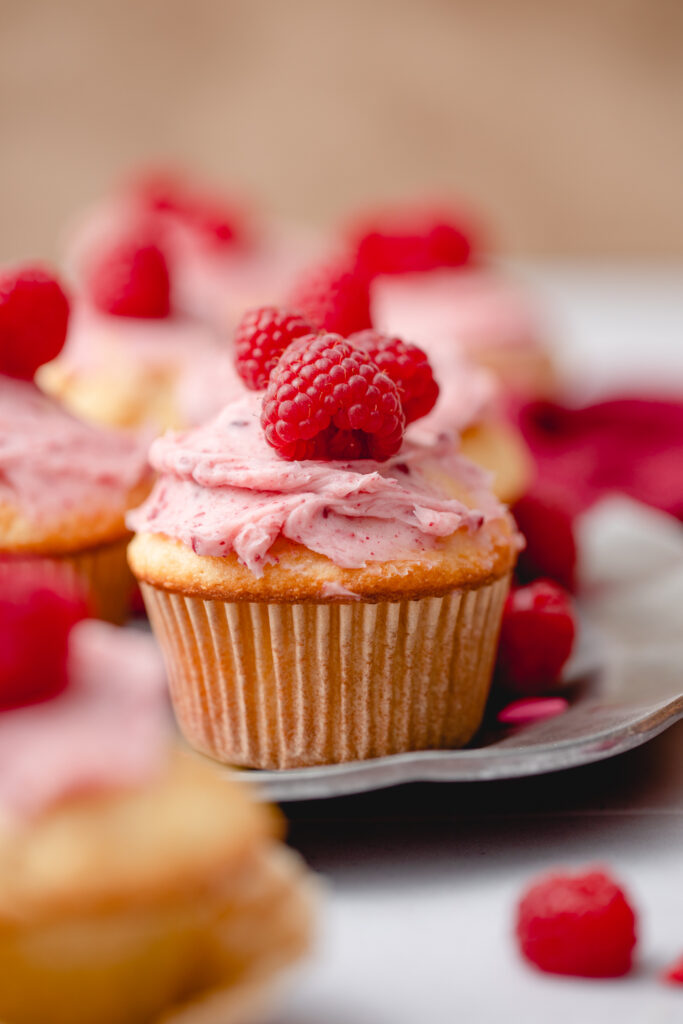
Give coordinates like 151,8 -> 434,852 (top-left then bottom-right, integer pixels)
261,333 -> 405,461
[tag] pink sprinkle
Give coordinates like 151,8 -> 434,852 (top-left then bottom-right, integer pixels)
497,697 -> 569,726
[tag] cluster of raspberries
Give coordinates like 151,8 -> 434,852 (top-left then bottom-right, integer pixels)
234,298 -> 439,461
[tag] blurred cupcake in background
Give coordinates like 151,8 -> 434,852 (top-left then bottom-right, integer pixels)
39,225 -> 235,433
65,167 -> 327,333
347,202 -> 557,399
0,264 -> 151,621
0,569 -> 316,1024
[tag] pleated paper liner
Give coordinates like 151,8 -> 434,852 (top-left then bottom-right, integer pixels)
1,536 -> 135,623
142,575 -> 510,770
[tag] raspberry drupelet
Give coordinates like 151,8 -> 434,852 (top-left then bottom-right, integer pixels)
261,332 -> 405,461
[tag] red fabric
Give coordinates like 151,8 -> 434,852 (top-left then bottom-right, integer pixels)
516,397 -> 683,521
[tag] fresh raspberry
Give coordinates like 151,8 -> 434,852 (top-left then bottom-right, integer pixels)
287,259 -> 372,336
663,954 -> 683,985
234,306 -> 316,390
516,868 -> 637,977
261,333 -> 405,461
349,329 -> 439,424
85,236 -> 171,318
350,206 -> 475,279
496,579 -> 576,695
0,571 -> 88,711
0,265 -> 70,380
513,487 -> 577,591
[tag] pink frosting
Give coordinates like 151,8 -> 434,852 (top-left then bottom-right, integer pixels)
0,620 -> 169,822
66,197 -> 327,331
176,344 -> 247,428
0,378 -> 149,524
58,300 -> 221,375
127,395 -> 505,577
406,352 -> 500,444
372,268 -> 544,356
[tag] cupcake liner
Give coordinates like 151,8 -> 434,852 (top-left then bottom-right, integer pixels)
142,576 -> 510,769
1,538 -> 134,624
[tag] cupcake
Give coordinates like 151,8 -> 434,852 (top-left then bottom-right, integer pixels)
0,264 -> 152,621
39,230 -> 232,433
372,268 -> 557,399
64,169 -> 326,334
128,332 -> 519,769
345,202 -> 556,398
0,571 -> 315,1024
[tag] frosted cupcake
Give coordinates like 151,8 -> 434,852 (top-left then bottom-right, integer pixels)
128,333 -> 519,769
372,268 -> 556,399
0,571 -> 315,1024
0,265 -> 151,621
64,169 -> 326,334
345,202 -> 555,398
40,231 -> 230,433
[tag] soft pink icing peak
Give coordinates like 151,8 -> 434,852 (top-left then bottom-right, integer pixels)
0,620 -> 169,822
372,268 -> 543,355
127,395 -> 505,576
0,378 -> 149,524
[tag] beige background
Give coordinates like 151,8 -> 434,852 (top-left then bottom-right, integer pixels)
1,0 -> 682,263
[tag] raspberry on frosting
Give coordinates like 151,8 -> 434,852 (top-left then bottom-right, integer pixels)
261,332 -> 405,461
349,329 -> 439,424
0,265 -> 70,380
349,204 -> 476,279
85,235 -> 171,318
516,868 -> 637,977
234,306 -> 317,391
496,579 -> 576,695
287,258 -> 372,336
0,569 -> 88,711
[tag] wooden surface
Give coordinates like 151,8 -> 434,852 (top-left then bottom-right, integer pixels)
1,0 -> 682,262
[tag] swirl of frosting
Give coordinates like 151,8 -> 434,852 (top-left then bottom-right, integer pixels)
0,378 -> 149,524
127,395 -> 505,575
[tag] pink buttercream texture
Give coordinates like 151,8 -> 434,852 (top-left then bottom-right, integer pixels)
372,268 -> 544,355
0,620 -> 169,822
127,394 -> 505,576
0,377 -> 149,524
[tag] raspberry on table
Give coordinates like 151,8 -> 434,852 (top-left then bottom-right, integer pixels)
85,236 -> 171,318
350,206 -> 476,279
234,306 -> 317,390
0,265 -> 70,380
0,572 -> 88,711
287,259 -> 372,336
516,868 -> 637,977
349,329 -> 439,424
496,579 -> 576,695
261,332 -> 405,461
